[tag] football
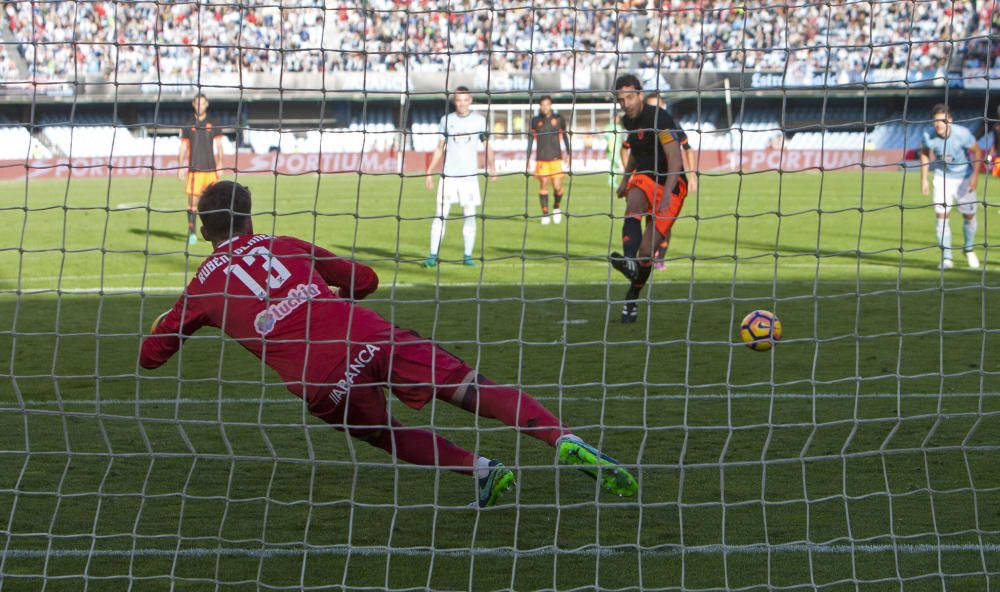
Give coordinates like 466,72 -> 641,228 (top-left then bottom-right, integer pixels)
739,310 -> 782,351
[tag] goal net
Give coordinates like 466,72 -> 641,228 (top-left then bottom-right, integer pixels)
1,0 -> 999,589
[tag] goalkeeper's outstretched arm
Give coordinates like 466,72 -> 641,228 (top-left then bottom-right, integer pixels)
139,296 -> 208,369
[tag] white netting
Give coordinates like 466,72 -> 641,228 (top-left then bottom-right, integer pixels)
1,1 -> 999,590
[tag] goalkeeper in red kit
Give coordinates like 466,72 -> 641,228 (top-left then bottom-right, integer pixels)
139,181 -> 637,507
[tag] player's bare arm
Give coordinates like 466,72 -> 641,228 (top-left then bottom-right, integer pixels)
525,124 -> 535,173
561,116 -> 571,168
658,135 -> 684,212
485,137 -> 497,181
617,153 -> 635,198
425,138 -> 446,190
178,140 -> 189,180
214,136 -> 224,174
968,142 -> 982,192
919,148 -> 931,195
684,147 -> 698,192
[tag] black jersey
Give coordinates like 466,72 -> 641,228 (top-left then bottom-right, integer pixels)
622,104 -> 687,186
527,112 -> 571,161
181,117 -> 222,172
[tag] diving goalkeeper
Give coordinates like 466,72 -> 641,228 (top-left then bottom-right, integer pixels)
139,181 -> 638,507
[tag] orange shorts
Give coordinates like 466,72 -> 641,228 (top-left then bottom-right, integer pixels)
535,159 -> 564,179
992,156 -> 1000,177
626,173 -> 687,236
185,171 -> 218,198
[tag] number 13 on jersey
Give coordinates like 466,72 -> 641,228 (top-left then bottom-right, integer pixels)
223,246 -> 292,298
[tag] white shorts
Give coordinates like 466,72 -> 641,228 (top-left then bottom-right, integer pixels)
932,176 -> 977,215
437,177 -> 481,212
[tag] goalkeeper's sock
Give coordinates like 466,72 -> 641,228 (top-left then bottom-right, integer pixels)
473,456 -> 495,480
368,418 -> 476,474
461,375 -> 568,447
553,189 -> 564,210
187,212 -> 197,236
539,192 -> 549,214
622,216 -> 642,259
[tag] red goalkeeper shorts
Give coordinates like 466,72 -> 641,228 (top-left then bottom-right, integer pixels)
310,326 -> 473,437
626,173 -> 688,236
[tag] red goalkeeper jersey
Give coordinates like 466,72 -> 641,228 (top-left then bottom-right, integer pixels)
139,234 -> 386,400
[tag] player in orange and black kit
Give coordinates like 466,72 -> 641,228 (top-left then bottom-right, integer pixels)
178,93 -> 224,246
644,94 -> 697,270
610,74 -> 687,323
526,96 -> 571,224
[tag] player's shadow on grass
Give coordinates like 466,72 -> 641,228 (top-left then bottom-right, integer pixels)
492,245 -> 590,259
730,238 -> 990,273
340,246 -> 417,264
129,228 -> 187,241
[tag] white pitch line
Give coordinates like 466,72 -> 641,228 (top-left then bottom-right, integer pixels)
6,392 -> 999,408
2,542 -> 997,560
4,257 -> 925,285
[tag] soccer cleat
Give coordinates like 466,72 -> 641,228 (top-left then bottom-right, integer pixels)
621,301 -> 638,323
610,252 -> 638,281
966,251 -> 981,269
422,255 -> 438,268
477,461 -> 515,508
463,255 -> 476,267
187,233 -> 197,246
654,260 -> 666,271
557,437 -> 638,497
552,208 -> 563,224
541,215 -> 551,225
938,258 -> 954,270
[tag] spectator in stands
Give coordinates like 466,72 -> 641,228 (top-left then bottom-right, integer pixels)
0,0 -> 983,80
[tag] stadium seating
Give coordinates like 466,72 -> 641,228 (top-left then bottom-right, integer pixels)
0,115 -> 51,160
0,1 -> 987,78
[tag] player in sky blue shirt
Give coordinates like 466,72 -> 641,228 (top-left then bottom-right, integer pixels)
920,104 -> 982,270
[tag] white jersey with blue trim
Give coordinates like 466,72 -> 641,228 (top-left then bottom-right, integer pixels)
439,112 -> 488,178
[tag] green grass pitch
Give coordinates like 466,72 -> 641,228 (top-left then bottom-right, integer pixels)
1,168 -> 999,590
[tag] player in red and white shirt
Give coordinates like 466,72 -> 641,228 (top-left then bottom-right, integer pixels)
140,181 -> 638,506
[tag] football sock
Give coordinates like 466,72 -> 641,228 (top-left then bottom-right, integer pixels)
462,216 -> 476,257
460,375 -> 568,447
936,217 -> 953,260
368,418 -> 476,475
622,217 -> 642,259
963,217 -> 977,252
539,192 -> 549,214
632,260 -> 653,291
429,217 -> 445,256
553,189 -> 563,210
187,212 -> 197,235
474,456 -> 494,480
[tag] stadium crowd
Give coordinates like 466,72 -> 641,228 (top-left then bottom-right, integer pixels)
0,0 -> 996,81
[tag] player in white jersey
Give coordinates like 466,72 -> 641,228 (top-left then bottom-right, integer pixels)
423,86 -> 496,268
920,104 -> 983,270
